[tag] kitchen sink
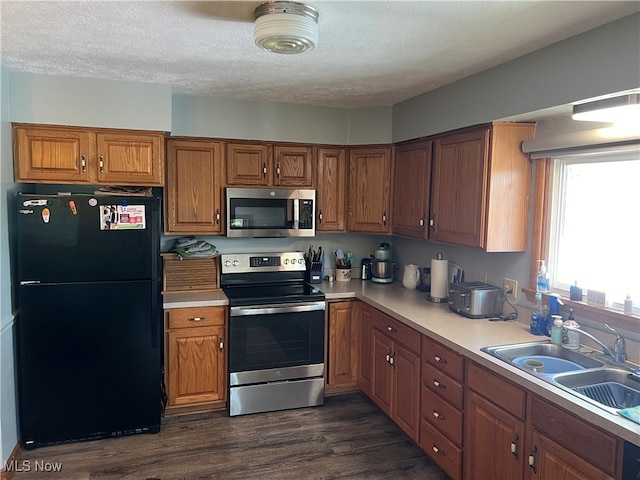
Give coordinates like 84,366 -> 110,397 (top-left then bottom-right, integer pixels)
482,340 -> 640,415
481,341 -> 604,371
551,368 -> 640,413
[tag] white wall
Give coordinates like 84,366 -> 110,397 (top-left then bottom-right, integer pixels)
9,72 -> 172,131
0,66 -> 19,468
392,13 -> 640,141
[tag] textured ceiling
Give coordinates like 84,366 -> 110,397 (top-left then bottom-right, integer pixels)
1,1 -> 639,109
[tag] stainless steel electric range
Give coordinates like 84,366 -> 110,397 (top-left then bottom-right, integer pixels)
220,252 -> 326,416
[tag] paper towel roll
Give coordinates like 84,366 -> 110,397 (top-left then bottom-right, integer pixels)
430,258 -> 449,300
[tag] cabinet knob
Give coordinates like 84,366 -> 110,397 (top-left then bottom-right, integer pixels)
432,445 -> 445,456
318,210 -> 323,223
429,216 -> 435,229
81,154 -> 86,173
389,355 -> 394,366
276,162 -> 281,177
432,410 -> 445,420
263,162 -> 267,178
511,433 -> 520,460
385,353 -> 390,363
419,217 -> 424,227
216,209 -> 220,225
387,326 -> 396,332
434,355 -> 447,364
189,317 -> 205,322
382,211 -> 387,226
219,341 -> 224,351
99,155 -> 104,174
528,445 -> 538,473
433,379 -> 446,389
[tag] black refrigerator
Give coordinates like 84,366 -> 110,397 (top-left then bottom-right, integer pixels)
15,193 -> 163,449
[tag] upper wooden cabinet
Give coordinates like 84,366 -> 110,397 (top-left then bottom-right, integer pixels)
392,139 -> 432,240
347,146 -> 393,233
225,141 -> 314,187
316,147 -> 347,232
430,122 -> 535,251
13,124 -> 165,186
165,139 -> 224,234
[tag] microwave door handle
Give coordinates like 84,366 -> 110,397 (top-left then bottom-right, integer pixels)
293,199 -> 300,229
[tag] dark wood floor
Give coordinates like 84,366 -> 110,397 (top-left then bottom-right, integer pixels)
14,393 -> 449,480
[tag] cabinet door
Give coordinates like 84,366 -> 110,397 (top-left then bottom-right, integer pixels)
464,390 -> 524,479
167,325 -> 226,406
348,147 -> 392,233
226,142 -> 271,185
431,128 -> 489,248
273,145 -> 314,186
165,139 -> 224,233
328,302 -> 359,387
95,131 -> 164,185
371,328 -> 393,416
528,431 -> 614,480
358,302 -> 373,396
316,147 -> 346,232
392,342 -> 421,442
13,125 -> 92,183
392,140 -> 431,239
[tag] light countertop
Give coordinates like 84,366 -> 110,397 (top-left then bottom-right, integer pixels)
163,280 -> 640,445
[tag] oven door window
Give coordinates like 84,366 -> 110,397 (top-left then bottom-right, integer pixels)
229,309 -> 324,373
228,198 -> 294,231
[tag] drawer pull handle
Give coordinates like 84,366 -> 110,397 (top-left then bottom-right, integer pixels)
511,433 -> 519,460
433,379 -> 446,389
387,326 -> 396,332
189,317 -> 206,322
434,355 -> 447,364
528,445 -> 538,473
432,444 -> 445,456
433,410 -> 445,420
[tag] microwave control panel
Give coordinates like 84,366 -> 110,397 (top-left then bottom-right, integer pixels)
299,200 -> 314,229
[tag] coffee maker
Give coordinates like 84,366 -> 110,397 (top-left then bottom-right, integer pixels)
370,242 -> 394,283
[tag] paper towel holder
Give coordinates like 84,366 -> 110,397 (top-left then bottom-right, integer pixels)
427,252 -> 449,303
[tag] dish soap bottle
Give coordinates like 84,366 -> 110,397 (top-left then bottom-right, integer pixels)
536,260 -> 549,293
545,294 -> 563,337
530,292 -> 545,336
551,315 -> 563,345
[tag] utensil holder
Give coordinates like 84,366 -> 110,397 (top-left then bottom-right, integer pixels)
307,261 -> 324,284
336,265 -> 352,282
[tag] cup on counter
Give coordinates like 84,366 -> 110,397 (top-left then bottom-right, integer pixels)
336,265 -> 352,282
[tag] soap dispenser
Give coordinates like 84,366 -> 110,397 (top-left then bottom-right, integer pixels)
551,316 -> 563,345
536,260 -> 549,293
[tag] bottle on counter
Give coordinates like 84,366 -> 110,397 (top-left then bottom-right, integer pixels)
624,294 -> 633,315
551,315 -> 563,345
530,292 -> 545,336
545,294 -> 563,337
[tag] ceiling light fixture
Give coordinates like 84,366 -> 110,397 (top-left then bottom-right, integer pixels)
572,93 -> 640,123
254,1 -> 319,54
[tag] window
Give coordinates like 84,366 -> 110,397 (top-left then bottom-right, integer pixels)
547,148 -> 640,309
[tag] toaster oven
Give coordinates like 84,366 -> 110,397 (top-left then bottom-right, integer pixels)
448,282 -> 504,319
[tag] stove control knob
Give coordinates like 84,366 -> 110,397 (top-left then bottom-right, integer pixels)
224,260 -> 231,267
232,260 -> 239,266
284,259 -> 289,265
298,258 -> 305,264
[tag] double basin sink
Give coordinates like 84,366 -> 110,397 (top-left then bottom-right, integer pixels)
481,341 -> 640,415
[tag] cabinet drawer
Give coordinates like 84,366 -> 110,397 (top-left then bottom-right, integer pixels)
420,420 -> 462,480
421,386 -> 463,447
372,310 -> 421,354
422,362 -> 463,410
531,396 -> 619,476
422,335 -> 464,381
167,307 -> 226,329
466,362 -> 525,420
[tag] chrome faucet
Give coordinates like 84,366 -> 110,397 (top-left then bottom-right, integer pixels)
566,323 -> 626,362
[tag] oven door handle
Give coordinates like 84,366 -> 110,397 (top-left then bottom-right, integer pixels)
230,301 -> 326,316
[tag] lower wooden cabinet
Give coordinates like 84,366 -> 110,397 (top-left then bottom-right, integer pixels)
369,309 -> 421,442
327,301 -> 359,389
165,306 -> 227,410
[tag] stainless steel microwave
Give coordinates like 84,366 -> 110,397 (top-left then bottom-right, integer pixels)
226,187 -> 315,238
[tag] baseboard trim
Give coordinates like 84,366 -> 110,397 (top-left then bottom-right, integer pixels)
1,442 -> 23,480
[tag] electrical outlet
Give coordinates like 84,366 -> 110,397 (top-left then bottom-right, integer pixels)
480,272 -> 488,283
503,278 -> 518,299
